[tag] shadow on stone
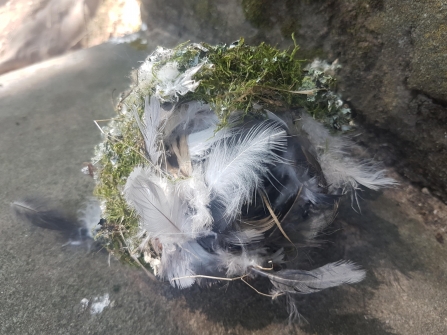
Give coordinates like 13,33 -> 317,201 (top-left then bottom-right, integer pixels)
161,192 -> 424,334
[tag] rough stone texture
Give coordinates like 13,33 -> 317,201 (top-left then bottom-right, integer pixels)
1,33 -> 447,335
141,0 -> 447,201
321,0 -> 447,202
140,0 -> 259,47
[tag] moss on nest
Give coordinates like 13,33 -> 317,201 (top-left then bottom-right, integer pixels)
190,38 -> 306,128
93,115 -> 146,264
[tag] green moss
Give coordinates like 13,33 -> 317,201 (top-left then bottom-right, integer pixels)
93,109 -> 146,263
188,38 -> 308,129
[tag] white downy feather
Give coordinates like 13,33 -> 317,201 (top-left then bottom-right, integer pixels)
131,95 -> 165,163
155,62 -> 205,102
77,198 -> 102,238
159,236 -> 221,288
125,167 -> 217,288
175,168 -> 213,232
217,249 -> 267,277
205,121 -> 288,219
137,47 -> 174,89
217,248 -> 284,277
124,167 -> 190,242
159,242 -> 197,288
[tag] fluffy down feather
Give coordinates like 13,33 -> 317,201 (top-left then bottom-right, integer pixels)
205,120 -> 288,220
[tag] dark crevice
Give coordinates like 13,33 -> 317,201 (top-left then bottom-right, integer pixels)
411,89 -> 447,109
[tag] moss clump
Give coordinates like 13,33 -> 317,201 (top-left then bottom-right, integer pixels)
190,38 -> 307,128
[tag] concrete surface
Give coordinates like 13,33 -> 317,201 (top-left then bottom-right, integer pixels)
1,37 -> 447,335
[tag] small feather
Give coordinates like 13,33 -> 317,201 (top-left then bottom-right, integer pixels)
77,198 -> 102,238
155,62 -> 204,101
205,120 -> 288,219
164,101 -> 216,142
175,168 -> 213,231
124,167 -> 186,240
298,113 -> 396,192
131,95 -> 164,163
11,198 -> 77,233
251,260 -> 366,294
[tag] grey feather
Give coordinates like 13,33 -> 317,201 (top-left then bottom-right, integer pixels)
205,120 -> 288,220
131,95 -> 165,163
251,260 -> 366,294
11,198 -> 77,233
124,167 -> 189,240
11,197 -> 99,243
163,101 -> 215,143
298,113 -> 396,192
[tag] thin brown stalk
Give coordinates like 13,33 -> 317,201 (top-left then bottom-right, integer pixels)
261,193 -> 293,245
241,278 -> 283,298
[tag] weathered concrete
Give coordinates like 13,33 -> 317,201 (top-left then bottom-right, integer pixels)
1,37 -> 447,335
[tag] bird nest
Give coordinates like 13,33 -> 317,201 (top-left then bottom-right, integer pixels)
88,38 -> 393,318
